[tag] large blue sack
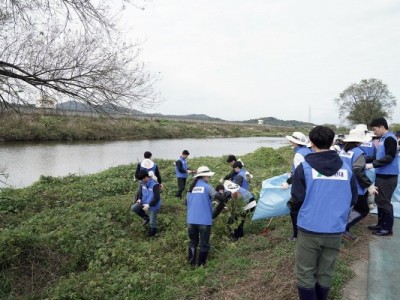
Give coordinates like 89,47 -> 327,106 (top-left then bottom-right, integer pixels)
252,174 -> 291,220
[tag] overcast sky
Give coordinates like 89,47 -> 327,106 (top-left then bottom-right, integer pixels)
123,0 -> 400,125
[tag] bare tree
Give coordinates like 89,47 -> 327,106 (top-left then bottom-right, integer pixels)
0,0 -> 159,112
334,78 -> 396,126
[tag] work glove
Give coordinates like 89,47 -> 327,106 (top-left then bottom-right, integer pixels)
142,204 -> 150,212
365,163 -> 374,170
367,185 -> 378,195
219,178 -> 224,183
280,182 -> 290,190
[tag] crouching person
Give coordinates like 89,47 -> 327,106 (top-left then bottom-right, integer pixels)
131,170 -> 162,237
214,182 -> 256,241
186,166 -> 228,267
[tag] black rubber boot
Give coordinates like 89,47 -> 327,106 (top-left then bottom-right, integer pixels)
188,247 -> 197,267
148,228 -> 157,237
198,251 -> 209,266
315,283 -> 330,300
297,286 -> 317,300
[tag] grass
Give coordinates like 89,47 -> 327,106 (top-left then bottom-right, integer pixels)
0,146 -> 367,299
0,113 -> 306,142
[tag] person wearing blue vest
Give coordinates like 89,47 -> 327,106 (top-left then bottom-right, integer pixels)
175,150 -> 193,199
281,131 -> 312,242
366,118 -> 399,236
354,124 -> 377,162
213,182 -> 256,240
134,151 -> 163,186
290,126 -> 357,300
339,129 -> 378,241
232,161 -> 249,190
186,166 -> 227,267
131,170 -> 162,237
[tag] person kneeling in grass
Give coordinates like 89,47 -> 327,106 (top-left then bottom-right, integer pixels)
131,170 -> 162,237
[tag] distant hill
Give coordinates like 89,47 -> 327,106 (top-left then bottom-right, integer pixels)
56,101 -> 223,121
243,117 -> 314,128
55,101 -> 311,126
56,101 -> 144,115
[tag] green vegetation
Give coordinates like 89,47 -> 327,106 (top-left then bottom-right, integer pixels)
0,147 -> 362,299
0,113 -> 303,142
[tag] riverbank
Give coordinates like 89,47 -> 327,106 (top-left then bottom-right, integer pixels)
0,147 -> 366,299
0,113 -> 300,142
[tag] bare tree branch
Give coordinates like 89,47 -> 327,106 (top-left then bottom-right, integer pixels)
0,0 -> 159,113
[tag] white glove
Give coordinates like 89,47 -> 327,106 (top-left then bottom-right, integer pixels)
365,163 -> 374,170
219,178 -> 224,183
367,185 -> 378,195
245,171 -> 254,179
142,204 -> 150,211
280,182 -> 289,190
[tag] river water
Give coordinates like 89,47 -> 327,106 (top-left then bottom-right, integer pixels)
0,137 -> 287,188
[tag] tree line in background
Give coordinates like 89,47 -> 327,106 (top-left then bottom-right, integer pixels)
334,78 -> 397,126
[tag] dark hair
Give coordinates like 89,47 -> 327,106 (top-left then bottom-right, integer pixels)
370,117 -> 388,130
137,170 -> 149,180
232,161 -> 243,169
343,142 -> 359,152
215,184 -> 224,191
309,126 -> 335,150
226,155 -> 237,163
144,151 -> 152,159
182,150 -> 190,155
188,178 -> 199,192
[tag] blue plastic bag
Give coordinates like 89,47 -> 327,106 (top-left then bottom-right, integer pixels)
252,174 -> 291,220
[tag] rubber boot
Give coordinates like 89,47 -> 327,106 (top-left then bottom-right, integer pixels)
198,251 -> 209,266
315,283 -> 330,300
188,247 -> 197,267
148,228 -> 157,237
297,286 -> 317,300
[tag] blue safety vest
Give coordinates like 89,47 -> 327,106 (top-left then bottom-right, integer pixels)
141,179 -> 162,211
297,161 -> 353,234
175,157 -> 188,178
339,147 -> 367,195
375,132 -> 399,175
234,169 -> 249,190
360,141 -> 376,158
237,187 -> 254,203
140,161 -> 157,173
292,146 -> 312,173
187,179 -> 213,225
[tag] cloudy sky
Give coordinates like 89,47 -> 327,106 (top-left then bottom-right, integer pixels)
123,0 -> 400,125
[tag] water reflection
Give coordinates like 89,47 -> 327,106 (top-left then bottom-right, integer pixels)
0,137 -> 287,188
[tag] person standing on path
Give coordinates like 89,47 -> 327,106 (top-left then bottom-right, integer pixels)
339,129 -> 379,241
366,118 -> 399,236
175,150 -> 194,199
290,126 -> 358,300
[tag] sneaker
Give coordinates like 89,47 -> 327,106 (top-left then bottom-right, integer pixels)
288,236 -> 297,242
343,231 -> 358,241
142,218 -> 150,226
372,229 -> 393,236
368,224 -> 382,231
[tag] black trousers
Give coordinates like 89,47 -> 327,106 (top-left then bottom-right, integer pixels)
175,177 -> 187,198
346,192 -> 369,231
374,175 -> 398,231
